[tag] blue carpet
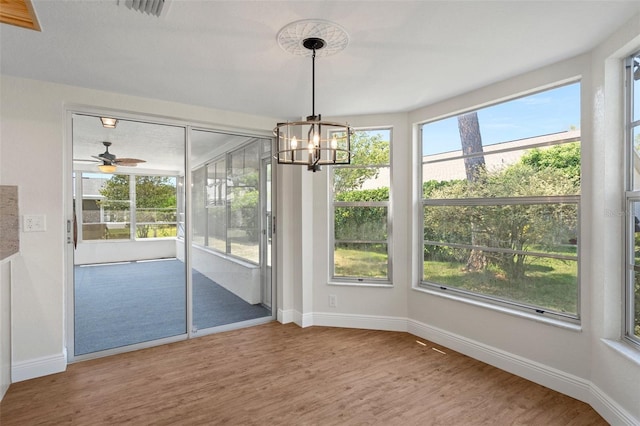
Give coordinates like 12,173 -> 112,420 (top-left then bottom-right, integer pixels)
74,258 -> 270,356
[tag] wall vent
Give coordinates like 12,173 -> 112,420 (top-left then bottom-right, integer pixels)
124,0 -> 166,17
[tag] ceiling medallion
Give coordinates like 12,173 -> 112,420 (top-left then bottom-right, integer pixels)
277,19 -> 349,57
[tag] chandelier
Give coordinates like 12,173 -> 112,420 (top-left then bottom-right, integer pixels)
274,20 -> 353,172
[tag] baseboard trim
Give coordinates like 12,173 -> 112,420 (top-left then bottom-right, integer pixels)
277,308 -> 294,324
311,312 -> 408,332
12,349 -> 67,382
589,383 -> 638,426
407,319 -> 591,402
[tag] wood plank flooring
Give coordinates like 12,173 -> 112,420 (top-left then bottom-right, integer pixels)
1,322 -> 606,425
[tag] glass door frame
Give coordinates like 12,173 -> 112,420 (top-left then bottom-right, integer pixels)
65,107 -> 276,362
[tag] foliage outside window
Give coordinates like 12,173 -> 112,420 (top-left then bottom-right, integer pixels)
420,82 -> 581,319
191,139 -> 264,265
625,51 -> 640,346
331,129 -> 391,283
78,173 -> 178,241
207,158 -> 227,252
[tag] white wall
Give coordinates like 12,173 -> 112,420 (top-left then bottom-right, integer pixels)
0,75 -> 277,380
178,242 -> 261,305
588,12 -> 640,422
307,113 -> 410,329
74,239 -> 177,265
0,260 -> 11,400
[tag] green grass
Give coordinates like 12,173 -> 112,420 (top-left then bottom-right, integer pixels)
423,256 -> 578,314
334,247 -> 388,278
336,246 -> 577,314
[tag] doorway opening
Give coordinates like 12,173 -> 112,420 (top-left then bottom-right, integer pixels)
69,113 -> 274,359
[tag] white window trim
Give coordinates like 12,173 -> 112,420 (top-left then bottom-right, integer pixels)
417,82 -> 581,323
329,127 -> 393,285
624,51 -> 640,348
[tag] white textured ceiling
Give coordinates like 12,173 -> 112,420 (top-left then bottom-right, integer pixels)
2,0 -> 640,121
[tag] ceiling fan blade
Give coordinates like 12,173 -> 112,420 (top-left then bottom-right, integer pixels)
115,158 -> 146,165
74,158 -> 100,163
93,155 -> 118,165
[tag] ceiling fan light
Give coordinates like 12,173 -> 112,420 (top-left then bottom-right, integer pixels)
100,117 -> 118,128
98,164 -> 117,173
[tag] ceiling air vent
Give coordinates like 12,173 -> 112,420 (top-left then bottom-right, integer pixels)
124,0 -> 166,17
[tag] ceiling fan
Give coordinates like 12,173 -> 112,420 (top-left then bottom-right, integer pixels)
75,141 -> 146,172
92,141 -> 145,167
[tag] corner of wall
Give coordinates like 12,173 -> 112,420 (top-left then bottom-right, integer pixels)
11,347 -> 67,383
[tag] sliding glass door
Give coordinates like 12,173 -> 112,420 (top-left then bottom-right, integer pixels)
190,130 -> 273,333
71,114 -> 187,356
70,113 -> 275,359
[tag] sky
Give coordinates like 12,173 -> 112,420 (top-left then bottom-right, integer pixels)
421,82 -> 581,156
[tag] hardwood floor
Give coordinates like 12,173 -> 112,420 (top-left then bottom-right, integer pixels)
1,322 -> 606,425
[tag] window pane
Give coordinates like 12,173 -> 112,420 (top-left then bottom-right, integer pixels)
227,142 -> 260,263
424,203 -> 578,255
420,82 -> 580,317
634,272 -> 640,340
423,141 -> 580,198
422,83 -> 580,156
228,185 -> 259,262
631,200 -> 640,340
191,167 -> 206,246
80,173 -> 131,241
634,53 -> 640,123
423,248 -> 578,315
632,127 -> 640,191
207,205 -> 226,252
331,128 -> 392,282
629,55 -> 640,345
334,242 -> 388,279
335,206 -> 387,241
334,167 -> 389,200
206,159 -> 226,251
350,129 -> 391,165
134,176 -> 177,239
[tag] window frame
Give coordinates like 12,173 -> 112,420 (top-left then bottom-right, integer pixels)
76,171 -> 179,242
329,127 -> 393,286
624,51 -> 640,347
190,138 -> 267,266
418,81 -> 581,322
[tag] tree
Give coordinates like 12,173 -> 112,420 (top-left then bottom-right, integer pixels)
332,131 -> 390,255
458,112 -> 487,271
423,144 -> 580,281
99,175 -> 177,238
458,112 -> 486,181
332,131 -> 390,194
520,142 -> 580,187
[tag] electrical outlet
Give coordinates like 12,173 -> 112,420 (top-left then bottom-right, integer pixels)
329,294 -> 337,308
23,214 -> 46,232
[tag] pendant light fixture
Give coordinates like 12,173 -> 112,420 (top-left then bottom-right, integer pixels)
274,20 -> 353,172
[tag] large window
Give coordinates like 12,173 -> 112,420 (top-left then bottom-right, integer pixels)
77,172 -> 177,241
191,138 -> 267,265
420,82 -> 581,320
625,51 -> 640,346
330,128 -> 391,283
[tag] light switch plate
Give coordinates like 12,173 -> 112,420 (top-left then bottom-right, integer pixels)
23,215 -> 46,232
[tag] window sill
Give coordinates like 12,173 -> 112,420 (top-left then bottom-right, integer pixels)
412,286 -> 582,332
601,339 -> 640,367
328,280 -> 393,288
